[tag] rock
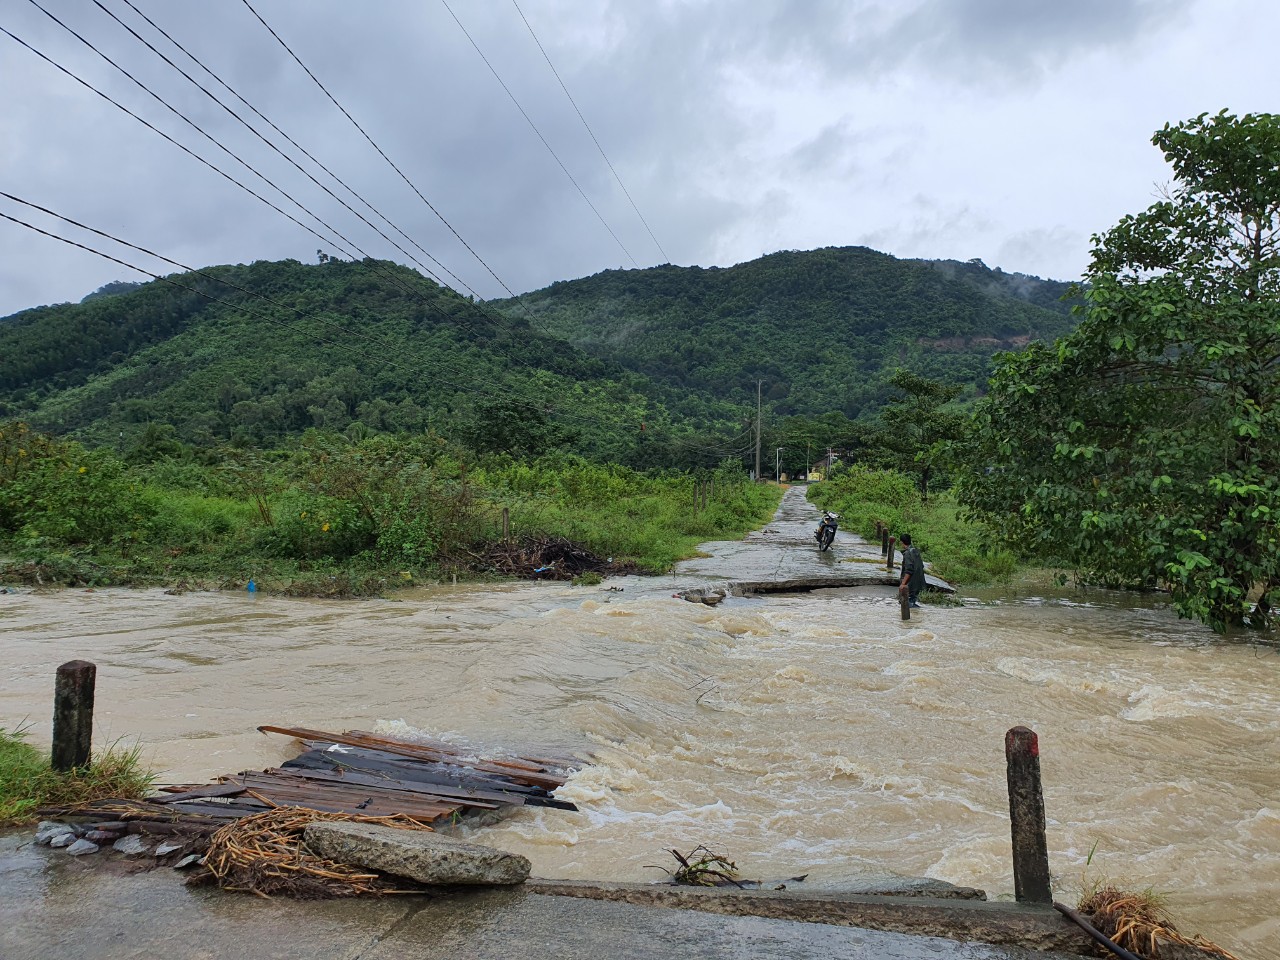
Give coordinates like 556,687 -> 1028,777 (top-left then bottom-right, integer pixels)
154,841 -> 185,857
35,822 -> 77,846
49,832 -> 78,849
66,839 -> 100,856
112,835 -> 150,856
173,854 -> 203,870
304,822 -> 530,886
85,830 -> 122,843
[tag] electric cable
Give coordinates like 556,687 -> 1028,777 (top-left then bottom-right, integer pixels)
91,0 -> 478,300
0,198 -> 726,444
111,0 -> 479,299
0,24 -> 353,265
17,2 -> 381,272
510,0 -> 668,262
4,13 -> 546,377
441,0 -> 639,269
238,0 -> 532,305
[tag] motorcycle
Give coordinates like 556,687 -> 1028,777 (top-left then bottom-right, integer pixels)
814,511 -> 839,552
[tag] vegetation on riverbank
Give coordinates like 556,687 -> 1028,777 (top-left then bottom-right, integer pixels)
0,423 -> 781,595
807,465 -> 1017,586
0,726 -> 154,825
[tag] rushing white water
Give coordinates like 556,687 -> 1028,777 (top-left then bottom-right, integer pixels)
2,576 -> 1277,958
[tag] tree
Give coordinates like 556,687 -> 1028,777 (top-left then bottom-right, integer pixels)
959,111 -> 1280,630
875,369 -> 963,501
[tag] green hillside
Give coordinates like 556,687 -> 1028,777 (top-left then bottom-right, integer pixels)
496,246 -> 1079,419
0,257 -> 742,465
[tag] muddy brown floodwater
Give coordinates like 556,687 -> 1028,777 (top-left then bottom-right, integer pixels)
2,565 -> 1278,959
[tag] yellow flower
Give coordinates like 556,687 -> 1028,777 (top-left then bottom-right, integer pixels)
78,466 -> 87,474
300,511 -> 308,518
321,522 -> 331,532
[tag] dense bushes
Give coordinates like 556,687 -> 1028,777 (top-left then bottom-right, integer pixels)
808,464 -> 1015,585
0,423 -> 780,590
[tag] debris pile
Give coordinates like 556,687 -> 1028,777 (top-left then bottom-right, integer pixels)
41,725 -> 577,840
480,536 -> 638,580
187,807 -> 435,899
1080,887 -> 1241,960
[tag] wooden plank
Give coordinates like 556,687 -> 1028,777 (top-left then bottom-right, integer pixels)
285,753 -> 577,809
234,773 -> 459,821
347,730 -> 560,775
153,781 -> 249,804
287,748 -> 548,799
296,742 -> 551,796
258,725 -> 568,790
241,771 -> 489,812
266,765 -> 506,808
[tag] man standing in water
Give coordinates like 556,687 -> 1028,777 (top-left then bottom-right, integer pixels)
898,533 -> 924,609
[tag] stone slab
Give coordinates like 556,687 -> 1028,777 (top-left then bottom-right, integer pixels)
526,880 -> 1094,954
370,888 -> 1083,960
304,822 -> 531,886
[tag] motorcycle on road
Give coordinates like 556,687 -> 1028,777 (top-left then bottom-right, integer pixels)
815,511 -> 839,552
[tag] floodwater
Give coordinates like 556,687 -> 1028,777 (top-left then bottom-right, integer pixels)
2,491 -> 1277,959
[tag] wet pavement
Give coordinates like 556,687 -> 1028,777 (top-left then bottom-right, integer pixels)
0,834 -> 1080,960
676,485 -> 952,594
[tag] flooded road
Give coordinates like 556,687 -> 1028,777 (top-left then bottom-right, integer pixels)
2,490 -> 1277,958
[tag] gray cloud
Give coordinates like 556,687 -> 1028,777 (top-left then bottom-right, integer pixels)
0,0 -> 1268,317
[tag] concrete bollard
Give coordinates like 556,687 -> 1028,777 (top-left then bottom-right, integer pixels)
1005,726 -> 1052,904
886,536 -> 896,573
880,525 -> 889,557
900,587 -> 910,621
52,660 -> 96,772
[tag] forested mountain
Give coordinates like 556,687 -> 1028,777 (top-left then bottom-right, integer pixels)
0,247 -> 1078,463
0,258 -> 735,465
496,246 -> 1079,418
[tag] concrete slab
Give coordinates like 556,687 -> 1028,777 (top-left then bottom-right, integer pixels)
0,833 -> 411,960
676,486 -> 953,596
365,888 -> 1077,960
2,834 -> 1083,960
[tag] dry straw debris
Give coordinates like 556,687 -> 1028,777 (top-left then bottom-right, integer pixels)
188,805 -> 435,899
1080,887 -> 1241,960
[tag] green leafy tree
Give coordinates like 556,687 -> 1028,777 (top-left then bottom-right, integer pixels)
875,370 -> 964,501
959,111 -> 1280,630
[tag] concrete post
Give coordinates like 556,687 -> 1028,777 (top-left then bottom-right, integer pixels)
52,660 -> 96,772
881,526 -> 889,557
900,588 -> 911,621
1005,726 -> 1052,904
886,536 -> 896,573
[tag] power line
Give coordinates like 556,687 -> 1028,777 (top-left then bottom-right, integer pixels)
510,0 -> 669,263
441,0 -> 639,269
92,0 -> 480,300
0,197 -> 717,444
17,2 -> 376,271
4,13 -> 538,375
238,0 -> 532,306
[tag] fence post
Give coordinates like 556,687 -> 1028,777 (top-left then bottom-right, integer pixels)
886,536 -> 896,573
1005,726 -> 1052,904
52,660 -> 96,772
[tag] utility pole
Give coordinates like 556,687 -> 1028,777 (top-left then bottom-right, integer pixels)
755,379 -> 763,482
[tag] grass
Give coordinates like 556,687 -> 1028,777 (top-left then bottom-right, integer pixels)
0,725 -> 155,826
808,468 -> 1018,587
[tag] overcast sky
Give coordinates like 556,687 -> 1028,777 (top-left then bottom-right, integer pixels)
1,0 -> 1276,317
